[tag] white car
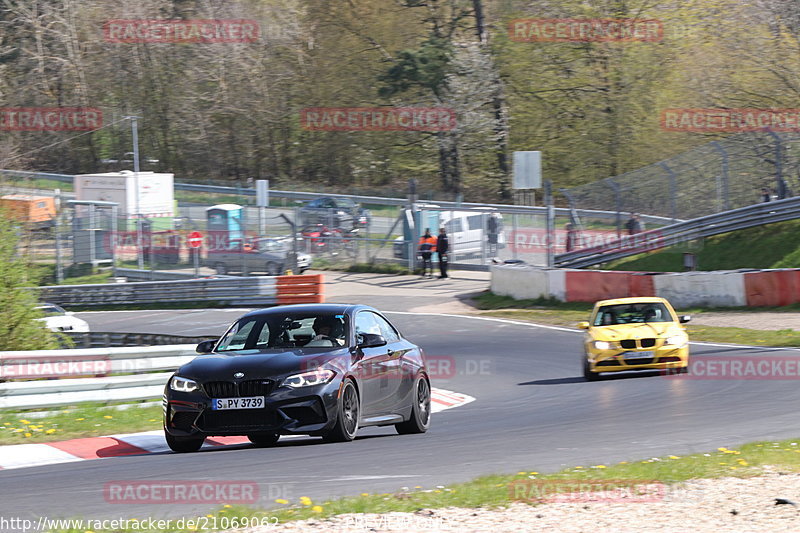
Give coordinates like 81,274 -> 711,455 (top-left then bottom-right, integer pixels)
35,303 -> 90,333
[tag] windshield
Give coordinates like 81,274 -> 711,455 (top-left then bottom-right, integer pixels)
216,312 -> 348,351
36,305 -> 65,316
593,303 -> 674,326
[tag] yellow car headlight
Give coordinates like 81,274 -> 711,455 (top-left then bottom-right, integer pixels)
664,335 -> 688,347
593,340 -> 613,350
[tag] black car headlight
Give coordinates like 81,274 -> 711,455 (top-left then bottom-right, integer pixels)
170,376 -> 199,393
282,369 -> 336,388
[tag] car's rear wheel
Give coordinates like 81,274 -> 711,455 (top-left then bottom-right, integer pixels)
583,358 -> 600,381
248,432 -> 280,447
165,432 -> 205,453
395,376 -> 431,435
265,261 -> 280,276
322,380 -> 359,442
214,262 -> 227,275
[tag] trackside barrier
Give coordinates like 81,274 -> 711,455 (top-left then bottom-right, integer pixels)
744,269 -> 800,307
33,274 -> 325,307
492,265 -> 800,307
0,345 -> 198,409
276,274 -> 325,304
653,271 -> 746,308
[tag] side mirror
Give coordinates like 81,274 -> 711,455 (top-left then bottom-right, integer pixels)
679,315 -> 691,324
196,339 -> 218,354
358,333 -> 387,348
577,321 -> 590,329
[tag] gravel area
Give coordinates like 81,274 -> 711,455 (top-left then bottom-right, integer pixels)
690,312 -> 800,331
244,473 -> 800,533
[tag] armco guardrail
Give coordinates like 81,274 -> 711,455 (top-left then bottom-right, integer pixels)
0,345 -> 198,409
555,196 -> 800,268
67,332 -> 216,348
1,169 -> 677,226
35,273 -> 324,307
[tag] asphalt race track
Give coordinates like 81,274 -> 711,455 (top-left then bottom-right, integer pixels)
2,310 -> 800,523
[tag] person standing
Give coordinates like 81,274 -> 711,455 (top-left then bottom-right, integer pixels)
625,213 -> 644,235
565,222 -> 578,252
436,227 -> 449,279
417,228 -> 437,278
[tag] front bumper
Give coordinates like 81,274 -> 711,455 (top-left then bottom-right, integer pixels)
586,346 -> 689,373
164,379 -> 341,437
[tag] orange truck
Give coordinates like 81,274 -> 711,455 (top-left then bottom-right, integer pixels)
0,194 -> 57,229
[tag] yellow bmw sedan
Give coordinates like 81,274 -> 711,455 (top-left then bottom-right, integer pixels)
579,296 -> 690,381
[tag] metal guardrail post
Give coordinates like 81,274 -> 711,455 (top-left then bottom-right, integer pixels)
710,141 -> 730,211
605,178 -> 622,238
659,162 -> 678,222
544,180 -> 555,268
764,130 -> 789,199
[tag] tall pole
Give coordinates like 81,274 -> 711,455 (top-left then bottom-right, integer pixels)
545,180 -> 555,268
129,116 -> 144,269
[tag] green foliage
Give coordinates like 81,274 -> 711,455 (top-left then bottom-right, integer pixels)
608,220 -> 800,272
378,37 -> 453,97
0,215 -> 60,350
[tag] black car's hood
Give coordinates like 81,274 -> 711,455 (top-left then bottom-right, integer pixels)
176,348 -> 351,381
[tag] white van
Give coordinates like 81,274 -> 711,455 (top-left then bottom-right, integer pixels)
393,207 -> 505,258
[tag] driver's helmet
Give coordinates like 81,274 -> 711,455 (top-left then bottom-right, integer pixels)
313,315 -> 344,339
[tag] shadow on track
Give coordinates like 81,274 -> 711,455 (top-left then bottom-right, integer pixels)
519,370 -> 664,386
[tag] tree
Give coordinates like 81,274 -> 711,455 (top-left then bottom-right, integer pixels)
0,213 -> 61,351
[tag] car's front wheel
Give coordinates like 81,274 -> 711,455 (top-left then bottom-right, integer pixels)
248,432 -> 280,447
583,358 -> 600,381
396,375 -> 431,434
265,261 -> 280,276
322,380 -> 359,442
165,432 -> 205,453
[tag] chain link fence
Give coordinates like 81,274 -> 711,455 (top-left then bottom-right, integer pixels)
559,131 -> 800,222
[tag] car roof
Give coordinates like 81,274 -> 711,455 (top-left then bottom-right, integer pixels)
239,303 -> 373,319
595,296 -> 671,306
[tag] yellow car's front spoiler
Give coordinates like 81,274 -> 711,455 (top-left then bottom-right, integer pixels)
586,360 -> 687,373
587,348 -> 689,373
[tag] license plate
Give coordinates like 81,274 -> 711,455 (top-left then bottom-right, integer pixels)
212,396 -> 265,410
624,351 -> 654,361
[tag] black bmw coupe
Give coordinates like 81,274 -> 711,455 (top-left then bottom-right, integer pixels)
163,304 -> 431,452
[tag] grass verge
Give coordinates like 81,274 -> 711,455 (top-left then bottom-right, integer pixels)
0,403 -> 162,445
45,436 -> 800,532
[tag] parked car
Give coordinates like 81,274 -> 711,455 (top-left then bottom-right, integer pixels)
393,209 -> 506,259
35,303 -> 90,333
578,296 -> 690,381
163,303 -> 431,452
206,237 -> 311,276
297,197 -> 370,230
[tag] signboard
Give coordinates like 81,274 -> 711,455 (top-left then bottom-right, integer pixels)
74,171 -> 175,218
256,179 -> 269,207
513,151 -> 542,189
187,231 -> 204,248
